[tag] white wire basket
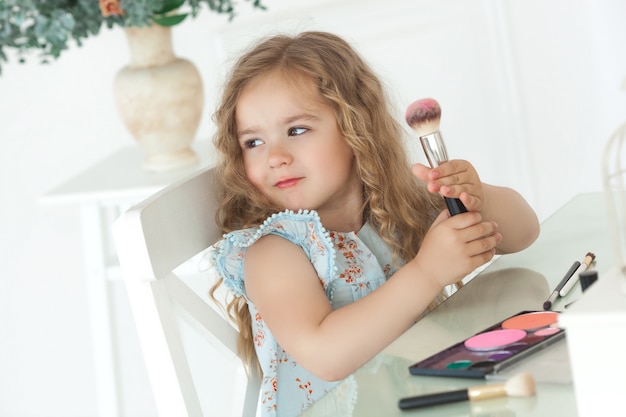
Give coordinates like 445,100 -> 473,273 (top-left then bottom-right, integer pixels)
602,121 -> 626,290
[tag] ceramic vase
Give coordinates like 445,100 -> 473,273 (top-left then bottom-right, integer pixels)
113,25 -> 203,172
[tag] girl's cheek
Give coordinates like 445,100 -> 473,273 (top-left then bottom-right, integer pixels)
245,166 -> 264,189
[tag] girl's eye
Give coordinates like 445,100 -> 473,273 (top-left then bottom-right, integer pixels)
242,138 -> 264,149
288,127 -> 308,136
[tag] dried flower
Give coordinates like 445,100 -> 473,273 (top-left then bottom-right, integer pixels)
0,0 -> 267,74
99,0 -> 124,17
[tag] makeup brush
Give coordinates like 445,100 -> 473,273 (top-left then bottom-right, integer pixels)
405,98 -> 468,216
559,252 -> 596,297
398,371 -> 536,410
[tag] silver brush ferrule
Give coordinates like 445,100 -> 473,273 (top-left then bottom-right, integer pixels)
419,131 -> 449,167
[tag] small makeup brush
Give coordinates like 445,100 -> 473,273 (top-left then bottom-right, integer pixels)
398,372 -> 536,410
559,252 -> 596,297
405,98 -> 468,216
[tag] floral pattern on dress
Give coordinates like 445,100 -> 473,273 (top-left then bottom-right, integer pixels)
208,210 -> 399,417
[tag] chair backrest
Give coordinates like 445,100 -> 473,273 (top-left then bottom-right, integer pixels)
113,167 -> 260,417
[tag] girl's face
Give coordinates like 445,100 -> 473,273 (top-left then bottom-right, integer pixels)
236,71 -> 362,222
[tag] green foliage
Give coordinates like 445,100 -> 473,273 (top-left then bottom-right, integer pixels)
0,0 -> 266,74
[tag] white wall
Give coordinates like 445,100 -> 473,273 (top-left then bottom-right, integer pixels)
0,0 -> 625,416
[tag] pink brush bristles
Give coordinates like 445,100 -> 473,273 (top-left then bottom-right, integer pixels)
405,98 -> 442,135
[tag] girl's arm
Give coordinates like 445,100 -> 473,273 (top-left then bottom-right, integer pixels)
478,184 -> 539,254
413,160 -> 539,254
244,210 -> 500,381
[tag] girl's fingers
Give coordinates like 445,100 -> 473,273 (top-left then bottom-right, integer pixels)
465,226 -> 502,258
430,160 -> 470,179
412,163 -> 432,182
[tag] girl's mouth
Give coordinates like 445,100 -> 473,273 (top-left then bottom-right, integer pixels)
275,178 -> 302,189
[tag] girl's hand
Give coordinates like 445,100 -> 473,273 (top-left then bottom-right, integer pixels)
412,210 -> 502,288
413,160 -> 484,212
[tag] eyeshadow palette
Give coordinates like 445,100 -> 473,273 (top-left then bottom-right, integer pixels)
408,310 -> 565,378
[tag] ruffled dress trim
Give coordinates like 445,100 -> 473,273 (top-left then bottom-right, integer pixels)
208,209 -> 338,300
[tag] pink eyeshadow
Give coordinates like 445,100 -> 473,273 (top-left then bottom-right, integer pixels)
535,327 -> 560,336
464,329 -> 527,351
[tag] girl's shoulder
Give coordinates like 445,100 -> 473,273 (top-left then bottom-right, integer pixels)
208,210 -> 337,297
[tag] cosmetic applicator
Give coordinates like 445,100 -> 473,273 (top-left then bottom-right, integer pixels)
398,371 -> 536,410
559,252 -> 596,297
406,98 -> 468,216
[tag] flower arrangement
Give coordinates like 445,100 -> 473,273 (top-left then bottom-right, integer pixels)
0,0 -> 265,74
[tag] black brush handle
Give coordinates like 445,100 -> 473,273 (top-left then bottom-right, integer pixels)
444,197 -> 468,216
398,389 -> 469,410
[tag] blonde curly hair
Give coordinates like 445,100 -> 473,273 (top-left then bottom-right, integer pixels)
210,31 -> 450,375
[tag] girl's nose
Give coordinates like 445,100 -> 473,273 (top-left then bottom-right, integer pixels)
268,143 -> 293,168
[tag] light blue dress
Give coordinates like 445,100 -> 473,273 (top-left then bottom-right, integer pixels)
209,210 -> 399,417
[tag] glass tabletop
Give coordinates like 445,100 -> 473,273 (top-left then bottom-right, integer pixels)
302,192 -> 614,417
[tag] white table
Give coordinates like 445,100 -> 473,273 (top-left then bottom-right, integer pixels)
303,192 -> 617,417
40,141 -> 214,417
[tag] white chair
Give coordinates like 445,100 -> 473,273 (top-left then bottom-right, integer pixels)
113,167 -> 261,417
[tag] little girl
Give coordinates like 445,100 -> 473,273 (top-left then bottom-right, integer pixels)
208,31 -> 539,416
